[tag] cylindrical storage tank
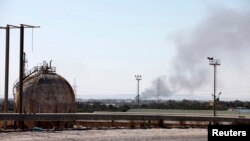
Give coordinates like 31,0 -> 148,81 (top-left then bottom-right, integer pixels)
14,66 -> 75,129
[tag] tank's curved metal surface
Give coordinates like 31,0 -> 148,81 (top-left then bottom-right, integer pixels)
14,62 -> 75,128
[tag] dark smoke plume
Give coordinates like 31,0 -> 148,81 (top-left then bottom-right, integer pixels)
141,8 -> 250,99
141,76 -> 171,100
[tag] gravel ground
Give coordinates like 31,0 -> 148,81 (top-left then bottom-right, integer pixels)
0,128 -> 207,141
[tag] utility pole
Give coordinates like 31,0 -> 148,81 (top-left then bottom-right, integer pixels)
19,24 -> 40,129
1,24 -> 39,129
0,24 -> 19,129
19,24 -> 24,116
135,75 -> 142,105
207,57 -> 220,117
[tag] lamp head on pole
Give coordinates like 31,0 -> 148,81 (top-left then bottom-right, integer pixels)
207,57 -> 213,60
135,75 -> 142,80
207,57 -> 220,65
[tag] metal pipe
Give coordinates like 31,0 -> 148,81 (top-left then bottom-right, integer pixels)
50,60 -> 52,68
4,25 -> 10,129
23,52 -> 26,74
21,24 -> 40,28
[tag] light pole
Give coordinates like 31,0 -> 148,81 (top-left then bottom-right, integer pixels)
135,75 -> 142,105
207,57 -> 220,116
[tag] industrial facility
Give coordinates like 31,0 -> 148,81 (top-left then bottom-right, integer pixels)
0,24 -> 249,131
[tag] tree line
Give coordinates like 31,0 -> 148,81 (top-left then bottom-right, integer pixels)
1,99 -> 249,113
76,100 -> 250,113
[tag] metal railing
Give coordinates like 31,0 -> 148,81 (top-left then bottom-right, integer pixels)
12,65 -> 56,100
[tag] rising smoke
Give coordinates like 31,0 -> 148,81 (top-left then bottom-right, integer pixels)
141,8 -> 250,100
141,76 -> 171,100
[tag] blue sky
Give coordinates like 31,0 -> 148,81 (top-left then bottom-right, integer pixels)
0,0 -> 249,100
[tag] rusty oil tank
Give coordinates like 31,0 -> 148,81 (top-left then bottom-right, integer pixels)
14,61 -> 75,129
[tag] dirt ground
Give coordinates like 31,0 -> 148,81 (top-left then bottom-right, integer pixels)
0,128 -> 207,141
